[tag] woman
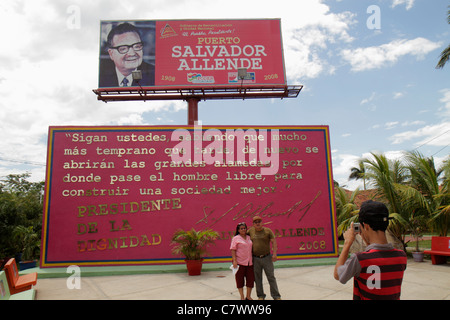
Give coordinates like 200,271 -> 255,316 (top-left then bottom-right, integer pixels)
230,222 -> 254,300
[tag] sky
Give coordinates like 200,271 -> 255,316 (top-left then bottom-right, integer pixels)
0,0 -> 449,190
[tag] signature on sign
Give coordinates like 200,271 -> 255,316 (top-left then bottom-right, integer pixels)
196,191 -> 322,227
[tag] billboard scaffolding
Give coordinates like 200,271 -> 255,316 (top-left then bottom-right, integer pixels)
93,85 -> 303,101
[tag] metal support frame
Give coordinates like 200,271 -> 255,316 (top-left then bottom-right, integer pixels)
187,98 -> 199,125
93,84 -> 303,125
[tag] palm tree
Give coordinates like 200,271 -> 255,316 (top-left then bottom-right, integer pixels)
346,152 -> 450,244
335,186 -> 360,236
361,152 -> 407,214
404,151 -> 440,201
361,152 -> 409,244
395,151 -> 449,237
349,160 -> 366,190
436,6 -> 450,69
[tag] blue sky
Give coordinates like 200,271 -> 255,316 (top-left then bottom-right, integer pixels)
0,0 -> 449,189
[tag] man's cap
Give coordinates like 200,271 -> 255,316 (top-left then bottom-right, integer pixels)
253,216 -> 262,222
358,200 -> 389,224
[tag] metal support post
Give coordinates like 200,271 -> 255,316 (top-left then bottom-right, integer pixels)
187,98 -> 199,125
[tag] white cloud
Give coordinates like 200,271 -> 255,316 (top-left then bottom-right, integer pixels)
273,2 -> 356,81
385,121 -> 399,130
389,122 -> 450,146
360,92 -> 376,105
401,120 -> 425,127
390,89 -> 450,146
393,92 -> 404,99
438,88 -> 450,118
391,0 -> 415,10
332,153 -> 360,187
341,37 -> 442,72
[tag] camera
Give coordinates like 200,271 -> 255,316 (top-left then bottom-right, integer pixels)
353,223 -> 360,233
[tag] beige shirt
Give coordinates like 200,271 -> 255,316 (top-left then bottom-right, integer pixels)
248,227 -> 274,256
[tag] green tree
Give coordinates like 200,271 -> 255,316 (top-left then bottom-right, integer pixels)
362,152 -> 407,212
0,173 -> 44,258
398,151 -> 449,237
13,225 -> 40,261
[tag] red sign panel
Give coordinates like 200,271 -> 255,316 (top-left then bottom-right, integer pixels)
41,126 -> 338,267
98,19 -> 286,89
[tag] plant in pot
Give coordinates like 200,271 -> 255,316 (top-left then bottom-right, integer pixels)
13,225 -> 40,270
171,228 -> 219,276
408,215 -> 427,262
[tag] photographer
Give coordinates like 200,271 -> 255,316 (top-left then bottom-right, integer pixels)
334,200 -> 407,300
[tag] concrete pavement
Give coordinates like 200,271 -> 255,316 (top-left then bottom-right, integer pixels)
31,257 -> 450,300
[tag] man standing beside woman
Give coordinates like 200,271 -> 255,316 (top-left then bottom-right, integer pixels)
248,216 -> 281,300
230,216 -> 281,300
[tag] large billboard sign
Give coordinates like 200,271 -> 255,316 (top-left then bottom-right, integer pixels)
41,125 -> 338,268
98,19 -> 286,89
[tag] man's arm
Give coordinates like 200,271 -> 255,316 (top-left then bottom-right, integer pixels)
334,222 -> 356,281
270,237 -> 277,262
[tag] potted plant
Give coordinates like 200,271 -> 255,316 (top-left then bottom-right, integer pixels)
171,228 -> 219,276
408,215 -> 427,262
13,225 -> 40,270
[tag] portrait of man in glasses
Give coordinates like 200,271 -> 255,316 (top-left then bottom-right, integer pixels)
99,22 -> 155,88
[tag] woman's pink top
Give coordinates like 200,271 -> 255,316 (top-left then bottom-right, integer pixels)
230,235 -> 253,266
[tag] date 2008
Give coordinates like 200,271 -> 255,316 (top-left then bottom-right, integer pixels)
264,73 -> 278,80
299,241 -> 326,251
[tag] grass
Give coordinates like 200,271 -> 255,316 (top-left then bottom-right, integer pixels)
406,239 -> 431,250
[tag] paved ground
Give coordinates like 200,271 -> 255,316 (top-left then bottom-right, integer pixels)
33,258 -> 449,300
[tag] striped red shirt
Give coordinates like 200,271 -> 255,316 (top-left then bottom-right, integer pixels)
354,248 -> 407,300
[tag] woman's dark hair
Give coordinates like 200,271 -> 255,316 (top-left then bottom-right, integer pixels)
235,222 -> 247,236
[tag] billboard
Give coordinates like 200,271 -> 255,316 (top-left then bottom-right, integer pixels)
98,19 -> 286,89
40,125 -> 338,267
